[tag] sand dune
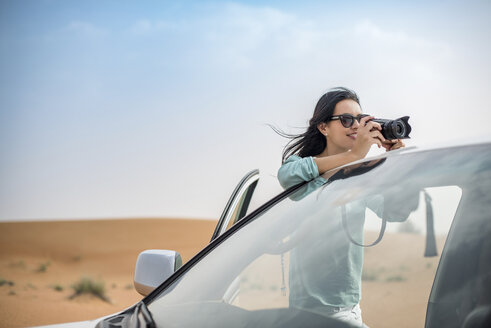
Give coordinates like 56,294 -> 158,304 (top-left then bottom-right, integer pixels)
0,219 -> 217,328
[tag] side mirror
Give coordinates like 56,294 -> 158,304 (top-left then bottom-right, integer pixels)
133,249 -> 183,296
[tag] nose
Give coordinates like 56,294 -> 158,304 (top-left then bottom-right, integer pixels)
352,119 -> 361,129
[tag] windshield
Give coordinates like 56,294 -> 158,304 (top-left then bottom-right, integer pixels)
148,145 -> 491,328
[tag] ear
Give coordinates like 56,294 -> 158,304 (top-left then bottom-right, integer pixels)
317,122 -> 329,136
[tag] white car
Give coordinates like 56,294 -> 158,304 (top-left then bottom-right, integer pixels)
36,142 -> 491,328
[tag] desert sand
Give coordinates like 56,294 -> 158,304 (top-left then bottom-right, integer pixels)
0,219 -> 217,328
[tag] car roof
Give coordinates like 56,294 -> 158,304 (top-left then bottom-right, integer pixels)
321,139 -> 491,179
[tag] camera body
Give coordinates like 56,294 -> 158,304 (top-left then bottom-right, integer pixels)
372,116 -> 411,139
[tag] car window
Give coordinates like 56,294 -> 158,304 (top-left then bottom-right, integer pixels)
147,145 -> 491,328
211,169 -> 259,241
360,186 -> 460,327
224,186 -> 255,231
227,253 -> 289,310
225,186 -> 460,326
244,173 -> 286,218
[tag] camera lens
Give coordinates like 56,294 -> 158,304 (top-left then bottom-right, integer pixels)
396,124 -> 402,135
372,116 -> 411,139
394,122 -> 405,138
384,120 -> 406,139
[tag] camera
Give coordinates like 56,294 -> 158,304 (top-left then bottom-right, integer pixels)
372,116 -> 412,139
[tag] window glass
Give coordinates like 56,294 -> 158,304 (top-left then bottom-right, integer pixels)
228,253 -> 289,310
225,189 -> 250,231
361,186 -> 461,328
213,171 -> 258,240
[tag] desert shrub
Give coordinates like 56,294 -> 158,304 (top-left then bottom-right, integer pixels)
0,278 -> 15,287
50,284 -> 64,292
69,277 -> 110,303
362,269 -> 380,281
35,261 -> 51,273
9,260 -> 26,269
397,220 -> 421,234
26,283 -> 36,290
386,274 -> 407,282
399,265 -> 410,272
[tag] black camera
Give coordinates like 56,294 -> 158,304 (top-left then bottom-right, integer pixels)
372,116 -> 411,139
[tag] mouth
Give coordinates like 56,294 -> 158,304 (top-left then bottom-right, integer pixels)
347,133 -> 357,140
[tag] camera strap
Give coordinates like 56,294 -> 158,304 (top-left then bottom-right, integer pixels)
341,205 -> 387,247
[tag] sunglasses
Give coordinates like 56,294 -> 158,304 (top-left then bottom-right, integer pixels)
328,114 -> 370,128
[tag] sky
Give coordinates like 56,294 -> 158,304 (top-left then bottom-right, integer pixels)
1,0 -> 490,221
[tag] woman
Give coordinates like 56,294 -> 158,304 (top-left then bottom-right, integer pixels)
276,87 -> 404,327
278,87 -> 404,189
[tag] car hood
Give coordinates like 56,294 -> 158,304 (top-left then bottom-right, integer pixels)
30,318 -> 102,328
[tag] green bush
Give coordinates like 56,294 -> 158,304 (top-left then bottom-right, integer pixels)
9,260 -> 26,269
35,262 -> 51,273
362,269 -> 379,281
0,278 -> 15,287
386,274 -> 407,282
69,277 -> 110,303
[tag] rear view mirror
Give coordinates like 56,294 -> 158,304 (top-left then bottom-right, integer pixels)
134,249 -> 182,296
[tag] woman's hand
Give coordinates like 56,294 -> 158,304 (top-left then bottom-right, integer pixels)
351,116 -> 386,159
382,139 -> 405,152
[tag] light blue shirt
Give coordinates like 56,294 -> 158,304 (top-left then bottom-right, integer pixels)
277,155 -> 376,309
277,155 -> 327,200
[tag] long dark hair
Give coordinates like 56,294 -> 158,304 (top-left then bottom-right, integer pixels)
273,87 -> 360,163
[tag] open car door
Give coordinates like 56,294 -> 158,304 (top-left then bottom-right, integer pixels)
210,169 -> 259,242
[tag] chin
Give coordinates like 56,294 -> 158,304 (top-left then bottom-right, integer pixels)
344,141 -> 355,151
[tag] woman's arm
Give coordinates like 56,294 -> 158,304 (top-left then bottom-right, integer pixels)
313,151 -> 361,175
278,156 -> 320,189
315,139 -> 406,175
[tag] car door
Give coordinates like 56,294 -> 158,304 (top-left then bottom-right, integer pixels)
424,184 -> 491,328
210,169 -> 259,242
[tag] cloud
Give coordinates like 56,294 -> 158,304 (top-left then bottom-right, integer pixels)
130,19 -> 152,35
353,19 -> 453,59
201,3 -> 326,65
123,4 -> 314,69
124,3 -> 454,78
129,19 -> 179,36
66,21 -> 109,38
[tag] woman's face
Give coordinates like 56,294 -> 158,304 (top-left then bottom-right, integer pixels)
321,99 -> 363,155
